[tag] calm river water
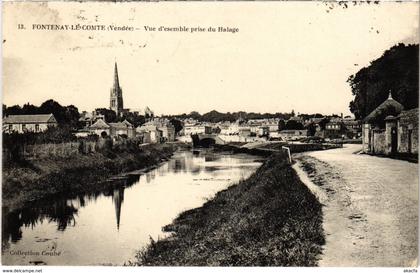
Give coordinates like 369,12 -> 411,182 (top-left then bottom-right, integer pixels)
2,151 -> 262,265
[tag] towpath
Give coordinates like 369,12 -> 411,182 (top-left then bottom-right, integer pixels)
294,144 -> 418,266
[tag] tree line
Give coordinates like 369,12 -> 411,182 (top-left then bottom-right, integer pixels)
348,43 -> 418,120
163,110 -> 297,123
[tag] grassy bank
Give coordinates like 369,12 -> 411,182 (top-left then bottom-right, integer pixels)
2,143 -> 178,210
129,152 -> 324,266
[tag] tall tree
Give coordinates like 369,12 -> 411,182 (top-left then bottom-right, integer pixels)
170,119 -> 183,134
285,120 -> 304,130
348,43 -> 419,119
95,108 -> 117,123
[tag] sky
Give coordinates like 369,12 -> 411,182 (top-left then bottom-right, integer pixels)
3,1 -> 419,116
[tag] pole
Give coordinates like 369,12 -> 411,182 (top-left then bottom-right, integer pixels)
282,146 -> 292,164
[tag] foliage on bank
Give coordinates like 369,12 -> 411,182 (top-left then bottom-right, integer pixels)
130,152 -> 324,266
2,144 -> 176,210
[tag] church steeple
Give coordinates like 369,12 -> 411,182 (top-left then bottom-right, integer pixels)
110,61 -> 124,116
113,62 -> 120,90
112,187 -> 125,230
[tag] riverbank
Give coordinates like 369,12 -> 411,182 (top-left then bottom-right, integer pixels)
2,143 -> 180,210
129,151 -> 325,266
214,142 -> 342,155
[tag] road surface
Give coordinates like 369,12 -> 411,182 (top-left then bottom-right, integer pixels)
294,144 -> 418,267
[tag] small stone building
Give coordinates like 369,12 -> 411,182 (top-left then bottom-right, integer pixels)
89,119 -> 111,136
362,91 -> 418,156
397,108 -> 418,154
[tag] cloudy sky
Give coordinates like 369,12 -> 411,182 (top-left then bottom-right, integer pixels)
3,1 -> 418,116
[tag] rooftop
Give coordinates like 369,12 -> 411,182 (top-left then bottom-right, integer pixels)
4,114 -> 57,124
364,91 -> 404,124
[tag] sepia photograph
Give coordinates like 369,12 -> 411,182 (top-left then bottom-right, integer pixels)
1,0 -> 419,270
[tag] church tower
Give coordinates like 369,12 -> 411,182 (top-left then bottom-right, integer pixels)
110,62 -> 124,116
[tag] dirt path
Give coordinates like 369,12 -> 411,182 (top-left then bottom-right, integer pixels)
294,144 -> 418,267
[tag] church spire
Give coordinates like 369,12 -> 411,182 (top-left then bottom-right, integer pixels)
110,61 -> 124,116
387,90 -> 393,100
114,62 -> 120,89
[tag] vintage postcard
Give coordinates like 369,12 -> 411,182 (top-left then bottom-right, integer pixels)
1,0 -> 419,270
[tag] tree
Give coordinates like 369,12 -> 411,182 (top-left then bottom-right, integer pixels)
21,103 -> 39,115
4,105 -> 22,116
188,111 -> 201,120
119,111 -> 145,127
285,120 -> 304,130
170,119 -> 183,134
95,108 -> 117,123
4,100 -> 81,129
306,123 -> 316,136
38,100 -> 80,129
64,105 -> 81,129
348,43 -> 419,119
278,120 -> 286,131
39,100 -> 66,120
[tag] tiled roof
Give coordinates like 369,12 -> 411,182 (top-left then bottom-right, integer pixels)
90,119 -> 110,129
4,114 -> 57,124
109,122 -> 130,129
364,95 -> 404,123
122,120 -> 133,127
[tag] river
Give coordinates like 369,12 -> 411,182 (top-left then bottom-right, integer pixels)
1,150 -> 262,265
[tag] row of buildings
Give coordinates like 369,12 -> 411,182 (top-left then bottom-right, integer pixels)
179,115 -> 362,141
3,92 -> 417,158
2,112 -> 176,144
1,112 -> 360,143
81,118 -> 176,143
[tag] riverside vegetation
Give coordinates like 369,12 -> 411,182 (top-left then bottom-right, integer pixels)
2,140 -> 177,210
129,151 -> 325,266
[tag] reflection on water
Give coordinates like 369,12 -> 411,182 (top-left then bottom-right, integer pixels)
2,175 -> 139,253
2,151 -> 262,265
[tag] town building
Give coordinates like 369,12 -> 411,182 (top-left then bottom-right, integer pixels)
3,113 -> 58,133
362,91 -> 418,156
324,118 -> 346,139
88,119 -> 135,138
279,129 -> 308,140
137,119 -> 176,143
342,118 -> 362,139
89,119 -> 111,136
136,124 -> 162,143
257,126 -> 270,137
109,121 -> 135,138
397,108 -> 418,154
79,111 -> 105,128
239,127 -> 252,137
182,123 -> 212,135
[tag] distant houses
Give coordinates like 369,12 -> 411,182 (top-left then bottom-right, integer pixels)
137,119 -> 176,143
279,129 -> 308,140
176,114 -> 363,143
84,118 -> 174,143
3,114 -> 58,133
